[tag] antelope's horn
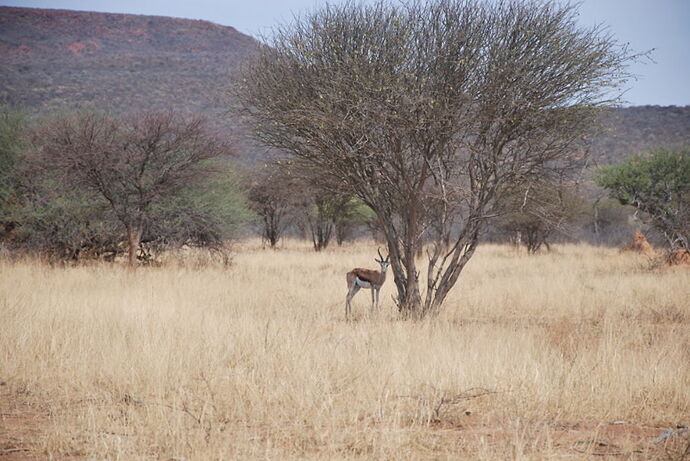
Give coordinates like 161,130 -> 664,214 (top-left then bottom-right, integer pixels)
377,247 -> 384,261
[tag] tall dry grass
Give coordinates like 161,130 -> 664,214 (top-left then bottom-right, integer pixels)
1,241 -> 688,459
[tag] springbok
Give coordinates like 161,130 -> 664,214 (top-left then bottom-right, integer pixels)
345,248 -> 390,320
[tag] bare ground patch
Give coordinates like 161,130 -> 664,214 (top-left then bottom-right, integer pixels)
1,386 -> 47,460
2,382 -> 689,460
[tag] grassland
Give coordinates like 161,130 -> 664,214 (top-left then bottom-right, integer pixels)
1,241 -> 689,459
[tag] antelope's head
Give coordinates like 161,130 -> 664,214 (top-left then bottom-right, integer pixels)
375,247 -> 390,274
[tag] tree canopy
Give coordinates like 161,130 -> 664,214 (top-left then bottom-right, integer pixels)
597,149 -> 690,250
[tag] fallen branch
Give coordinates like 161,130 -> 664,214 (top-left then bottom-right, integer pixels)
2,447 -> 30,454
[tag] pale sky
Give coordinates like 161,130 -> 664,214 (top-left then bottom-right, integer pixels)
2,0 -> 689,106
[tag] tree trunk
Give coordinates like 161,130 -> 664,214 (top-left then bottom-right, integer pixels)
126,226 -> 142,267
384,199 -> 424,316
404,198 -> 424,315
309,214 -> 333,252
399,252 -> 423,317
335,220 -> 349,246
263,212 -> 280,248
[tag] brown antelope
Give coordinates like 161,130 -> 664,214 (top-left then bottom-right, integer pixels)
345,248 -> 390,320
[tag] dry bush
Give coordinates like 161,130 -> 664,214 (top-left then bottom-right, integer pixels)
1,241 -> 689,459
668,249 -> 690,266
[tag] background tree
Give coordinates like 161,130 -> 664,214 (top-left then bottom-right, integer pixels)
294,186 -> 365,251
586,196 -> 637,244
289,161 -> 372,251
597,148 -> 690,249
249,159 -> 372,250
295,190 -> 336,251
142,172 -> 252,261
12,167 -> 250,262
237,0 -> 633,316
247,162 -> 295,248
31,111 -> 238,265
333,197 -> 374,246
0,107 -> 120,257
496,182 -> 584,253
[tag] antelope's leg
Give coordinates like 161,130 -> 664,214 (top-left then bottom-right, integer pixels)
346,284 -> 359,320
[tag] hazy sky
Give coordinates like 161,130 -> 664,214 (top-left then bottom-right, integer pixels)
2,0 -> 689,106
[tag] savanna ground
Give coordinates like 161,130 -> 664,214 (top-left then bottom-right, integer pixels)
1,241 -> 689,460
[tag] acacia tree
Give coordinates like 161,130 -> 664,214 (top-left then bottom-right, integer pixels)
237,0 -> 633,315
297,191 -> 336,251
33,111 -> 231,265
496,182 -> 583,253
248,160 -> 366,250
295,187 -> 363,251
597,149 -> 690,250
333,197 -> 372,246
248,163 -> 295,247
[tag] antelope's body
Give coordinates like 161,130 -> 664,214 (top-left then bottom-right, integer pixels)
345,249 -> 390,320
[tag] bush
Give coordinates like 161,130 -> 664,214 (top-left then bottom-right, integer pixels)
4,110 -> 253,263
0,106 -> 27,235
597,149 -> 690,249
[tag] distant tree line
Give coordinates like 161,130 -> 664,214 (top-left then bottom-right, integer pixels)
1,104 -> 687,269
0,106 -> 379,261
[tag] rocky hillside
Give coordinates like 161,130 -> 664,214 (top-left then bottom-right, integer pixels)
1,7 -> 689,165
0,7 -> 258,135
593,105 -> 690,165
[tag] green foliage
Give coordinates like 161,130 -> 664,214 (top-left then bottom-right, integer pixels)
597,150 -> 690,206
0,106 -> 27,221
14,184 -> 121,259
330,198 -> 375,246
12,164 -> 254,260
191,172 -> 255,238
149,169 -> 254,247
351,200 -> 375,222
597,149 -> 690,249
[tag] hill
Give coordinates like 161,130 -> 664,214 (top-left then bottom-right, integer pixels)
1,7 -> 689,165
0,6 -> 261,159
593,105 -> 690,165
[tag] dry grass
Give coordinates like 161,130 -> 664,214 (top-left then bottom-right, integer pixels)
1,241 -> 689,460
